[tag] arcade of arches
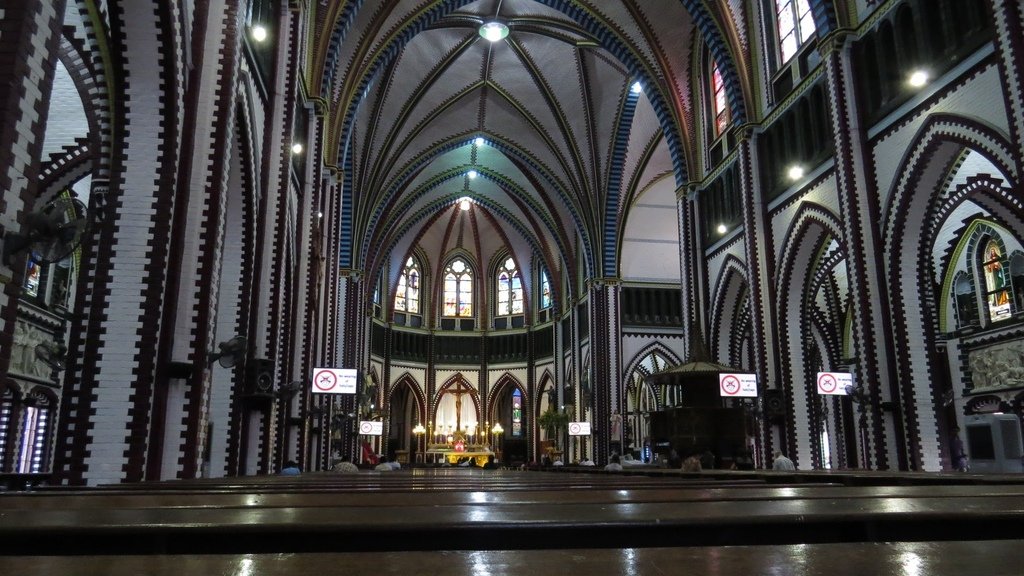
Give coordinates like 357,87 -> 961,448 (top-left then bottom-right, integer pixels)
1,0 -> 1024,484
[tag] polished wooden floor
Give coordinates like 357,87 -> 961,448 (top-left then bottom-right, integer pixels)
2,468 -> 1023,574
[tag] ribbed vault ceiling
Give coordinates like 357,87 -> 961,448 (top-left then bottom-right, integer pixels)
311,0 -> 714,296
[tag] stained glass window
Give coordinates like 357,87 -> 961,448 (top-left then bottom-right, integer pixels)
775,0 -> 816,64
443,258 -> 473,317
394,256 -> 420,313
512,389 -> 522,437
496,257 -> 523,316
982,240 -> 1012,322
540,269 -> 552,310
711,61 -> 729,135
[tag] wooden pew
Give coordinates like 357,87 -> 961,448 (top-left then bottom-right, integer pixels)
3,467 -> 1024,576
4,540 -> 1024,576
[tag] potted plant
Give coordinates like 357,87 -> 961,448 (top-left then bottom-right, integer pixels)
538,407 -> 570,449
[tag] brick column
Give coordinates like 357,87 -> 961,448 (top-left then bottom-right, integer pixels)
820,32 -> 905,470
735,128 -> 783,464
0,0 -> 67,395
589,279 -> 620,464
989,0 -> 1024,175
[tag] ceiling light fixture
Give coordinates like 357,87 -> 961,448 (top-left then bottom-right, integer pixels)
291,143 -> 304,154
468,170 -> 478,179
631,81 -> 643,94
252,25 -> 268,43
479,0 -> 508,43
908,70 -> 929,88
787,165 -> 805,181
479,22 -> 509,42
459,197 -> 472,211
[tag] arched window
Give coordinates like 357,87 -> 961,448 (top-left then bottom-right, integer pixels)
711,60 -> 729,136
981,239 -> 1012,322
443,258 -> 473,317
540,268 -> 552,310
394,256 -> 420,314
0,388 -> 13,471
496,257 -> 523,316
512,389 -> 523,437
775,0 -> 816,64
17,391 -> 52,473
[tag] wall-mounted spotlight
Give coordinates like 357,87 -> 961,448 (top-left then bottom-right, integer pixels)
787,165 -> 805,181
468,170 -> 478,179
474,137 -> 485,147
631,81 -> 643,94
252,25 -> 268,43
291,143 -> 304,154
716,224 -> 727,235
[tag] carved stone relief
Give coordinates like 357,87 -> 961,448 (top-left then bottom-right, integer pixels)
10,319 -> 56,381
968,339 -> 1024,392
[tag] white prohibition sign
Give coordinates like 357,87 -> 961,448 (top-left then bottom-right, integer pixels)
569,423 -> 581,435
721,375 -> 741,395
818,373 -> 838,394
313,370 -> 337,392
359,421 -> 373,434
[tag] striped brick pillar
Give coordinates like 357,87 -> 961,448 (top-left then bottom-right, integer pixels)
989,0 -> 1024,176
53,0 -> 191,486
735,129 -> 782,466
589,279 -> 620,464
676,186 -> 702,358
0,0 -> 68,396
155,0 -> 246,481
819,32 -> 906,470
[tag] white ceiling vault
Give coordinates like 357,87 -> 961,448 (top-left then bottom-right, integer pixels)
308,1 -> 749,298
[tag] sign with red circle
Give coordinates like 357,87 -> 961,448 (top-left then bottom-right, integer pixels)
359,421 -> 383,435
719,373 -> 758,397
816,372 -> 853,396
568,422 -> 591,436
311,368 -> 358,394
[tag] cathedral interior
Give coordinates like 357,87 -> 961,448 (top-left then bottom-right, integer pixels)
2,0 -> 1024,487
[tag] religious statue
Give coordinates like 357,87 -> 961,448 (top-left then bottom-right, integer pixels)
609,410 -> 623,443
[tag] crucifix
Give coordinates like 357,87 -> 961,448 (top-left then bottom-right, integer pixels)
446,379 -> 476,437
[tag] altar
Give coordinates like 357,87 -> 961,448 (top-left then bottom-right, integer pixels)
425,443 -> 494,467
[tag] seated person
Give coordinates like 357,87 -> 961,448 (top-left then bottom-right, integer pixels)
375,457 -> 394,471
457,457 -> 472,467
332,457 -> 359,474
681,455 -> 703,472
604,454 -> 623,471
480,455 -> 498,470
579,458 -> 595,466
279,460 -> 301,475
389,458 -> 402,470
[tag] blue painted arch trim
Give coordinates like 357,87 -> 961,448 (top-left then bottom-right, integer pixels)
680,0 -> 747,127
353,135 -> 595,276
602,87 -> 640,276
323,1 -> 725,188
810,0 -> 839,36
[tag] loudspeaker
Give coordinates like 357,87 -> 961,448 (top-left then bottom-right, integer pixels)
764,389 -> 786,423
245,358 -> 275,397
